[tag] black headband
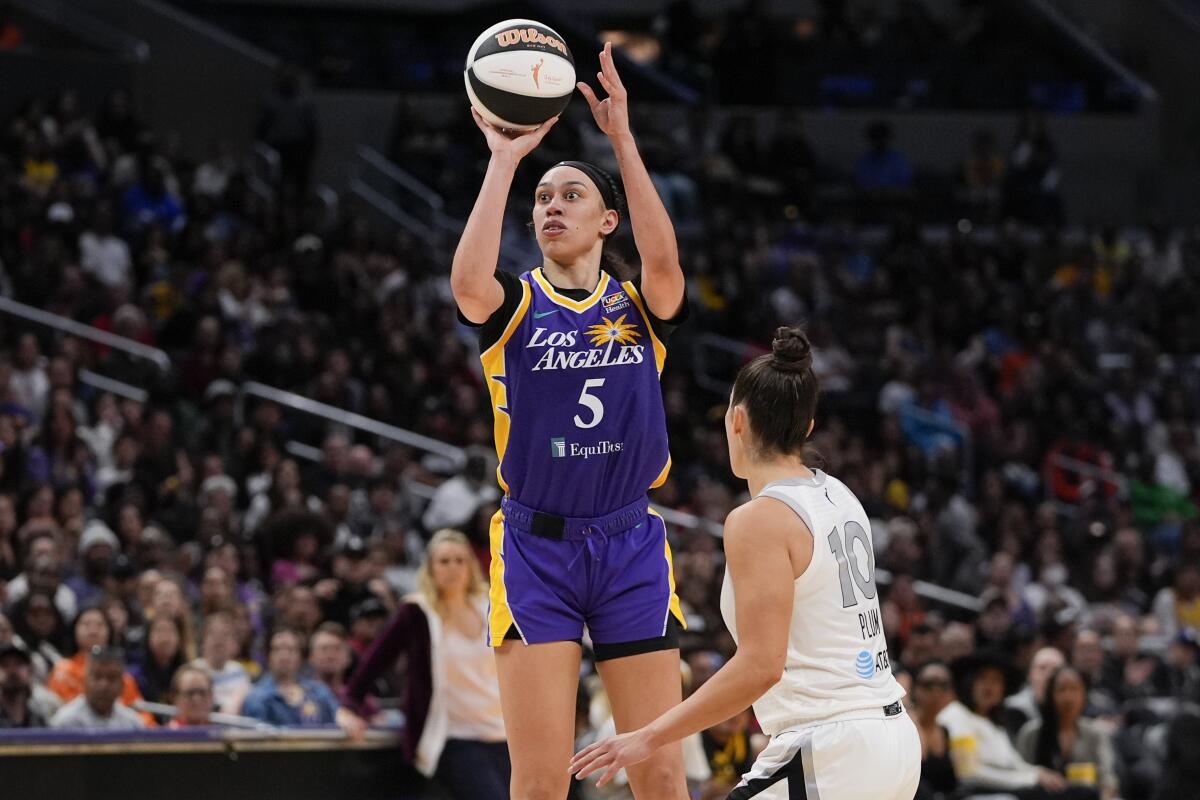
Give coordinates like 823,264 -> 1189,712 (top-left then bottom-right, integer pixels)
553,160 -> 620,215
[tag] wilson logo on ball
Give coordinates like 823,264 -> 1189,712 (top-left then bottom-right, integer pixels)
465,18 -> 575,131
494,27 -> 569,57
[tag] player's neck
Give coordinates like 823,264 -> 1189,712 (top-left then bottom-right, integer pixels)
542,255 -> 602,291
745,458 -> 815,497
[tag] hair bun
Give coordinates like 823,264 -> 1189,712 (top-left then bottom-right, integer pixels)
770,326 -> 813,373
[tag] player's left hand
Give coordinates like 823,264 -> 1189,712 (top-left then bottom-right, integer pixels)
569,727 -> 655,788
577,42 -> 630,139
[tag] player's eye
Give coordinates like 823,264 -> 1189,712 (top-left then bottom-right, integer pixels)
537,193 -> 550,203
566,191 -> 579,200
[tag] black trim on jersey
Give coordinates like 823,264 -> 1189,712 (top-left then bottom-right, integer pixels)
726,747 -> 807,799
502,625 -> 581,647
592,616 -> 681,662
457,270 -> 689,352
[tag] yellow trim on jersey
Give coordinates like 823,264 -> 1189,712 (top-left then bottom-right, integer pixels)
650,508 -> 687,630
487,509 -> 518,645
479,279 -> 532,493
532,267 -> 610,312
650,454 -> 672,490
622,281 -> 667,375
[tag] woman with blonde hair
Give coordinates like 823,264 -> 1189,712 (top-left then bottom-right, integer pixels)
342,529 -> 509,799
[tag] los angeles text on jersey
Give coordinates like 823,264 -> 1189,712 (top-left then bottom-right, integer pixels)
526,327 -> 646,371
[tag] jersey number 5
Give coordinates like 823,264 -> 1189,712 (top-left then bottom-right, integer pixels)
573,379 -> 606,429
827,521 -> 877,609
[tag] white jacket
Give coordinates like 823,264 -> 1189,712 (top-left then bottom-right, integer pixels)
937,700 -> 1040,790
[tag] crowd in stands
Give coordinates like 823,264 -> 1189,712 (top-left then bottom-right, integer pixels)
0,66 -> 1196,800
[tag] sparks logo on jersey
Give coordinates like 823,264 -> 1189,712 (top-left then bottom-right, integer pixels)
586,315 -> 642,347
602,290 -> 631,314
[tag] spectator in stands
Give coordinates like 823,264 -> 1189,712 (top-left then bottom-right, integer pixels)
343,530 -> 508,797
47,606 -> 146,716
50,646 -> 145,730
78,202 -> 132,291
6,531 -> 77,620
962,128 -> 1005,220
939,651 -> 1086,798
1164,629 -> 1200,702
855,120 -> 913,191
9,334 -> 48,422
308,621 -> 351,696
267,510 -> 327,588
242,628 -> 339,726
317,535 -> 391,629
1017,665 -> 1118,800
131,615 -> 187,704
6,589 -> 68,678
168,664 -> 215,728
193,611 -> 250,714
0,642 -> 48,728
1004,110 -> 1063,227
420,450 -> 499,534
347,598 -> 389,659
911,661 -> 957,800
1006,646 -> 1066,737
121,157 -> 185,234
66,521 -> 120,609
1152,562 -> 1200,638
256,63 -> 319,202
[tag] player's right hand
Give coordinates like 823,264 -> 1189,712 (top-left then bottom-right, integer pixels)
472,108 -> 558,162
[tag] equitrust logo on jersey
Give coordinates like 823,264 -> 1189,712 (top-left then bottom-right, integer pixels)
549,437 -> 624,459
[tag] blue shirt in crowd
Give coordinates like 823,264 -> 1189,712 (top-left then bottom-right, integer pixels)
241,675 -> 339,726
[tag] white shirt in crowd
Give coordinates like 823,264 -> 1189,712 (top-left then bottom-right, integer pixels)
78,230 -> 132,289
937,699 -> 1039,790
50,697 -> 145,730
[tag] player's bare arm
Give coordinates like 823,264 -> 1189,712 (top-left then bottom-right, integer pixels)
569,499 -> 803,787
578,42 -> 684,319
450,111 -> 557,323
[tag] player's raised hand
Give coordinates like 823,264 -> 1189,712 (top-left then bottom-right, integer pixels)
577,41 -> 630,139
471,107 -> 558,162
569,727 -> 656,788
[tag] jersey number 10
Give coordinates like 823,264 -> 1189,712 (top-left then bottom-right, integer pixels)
827,521 -> 877,609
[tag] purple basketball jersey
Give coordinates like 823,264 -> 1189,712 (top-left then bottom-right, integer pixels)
480,268 -> 671,518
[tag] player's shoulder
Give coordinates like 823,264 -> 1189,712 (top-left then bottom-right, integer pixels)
724,495 -> 809,552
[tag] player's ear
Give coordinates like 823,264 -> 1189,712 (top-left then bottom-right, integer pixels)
600,208 -> 619,236
732,404 -> 748,436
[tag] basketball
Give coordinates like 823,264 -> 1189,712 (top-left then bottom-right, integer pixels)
464,19 -> 575,131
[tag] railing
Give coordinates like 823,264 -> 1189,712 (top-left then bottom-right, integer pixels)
0,295 -> 172,373
352,146 -> 538,272
10,0 -> 151,61
238,381 -> 467,470
1023,0 -> 1158,102
78,369 -> 149,404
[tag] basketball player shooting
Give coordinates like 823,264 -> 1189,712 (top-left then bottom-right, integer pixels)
451,42 -> 692,800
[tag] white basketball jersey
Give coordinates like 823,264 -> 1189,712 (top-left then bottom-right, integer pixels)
720,471 -> 904,735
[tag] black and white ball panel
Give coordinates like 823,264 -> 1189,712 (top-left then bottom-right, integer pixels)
465,19 -> 575,131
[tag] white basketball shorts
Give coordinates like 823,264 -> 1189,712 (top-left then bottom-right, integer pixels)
727,705 -> 920,800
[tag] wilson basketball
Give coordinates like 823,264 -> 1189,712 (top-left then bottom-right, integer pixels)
464,19 -> 575,131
